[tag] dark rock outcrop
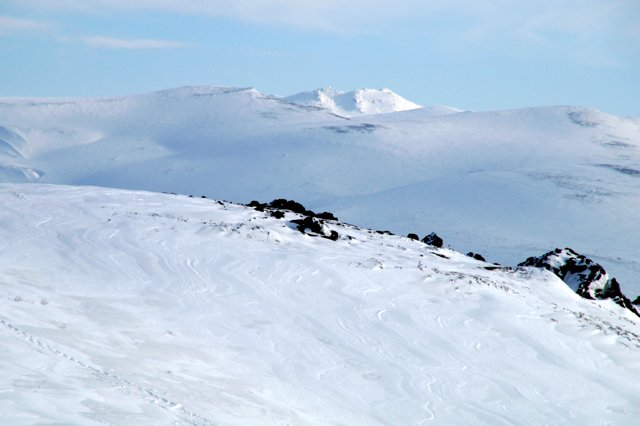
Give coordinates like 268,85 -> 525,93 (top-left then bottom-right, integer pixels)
519,248 -> 639,317
247,199 -> 338,221
466,252 -> 486,262
315,211 -> 338,221
407,233 -> 419,241
247,198 -> 340,240
269,199 -> 313,216
270,210 -> 285,219
248,200 -> 267,212
291,216 -> 338,241
422,232 -> 443,248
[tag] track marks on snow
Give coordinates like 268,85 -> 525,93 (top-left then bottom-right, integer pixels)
0,316 -> 217,425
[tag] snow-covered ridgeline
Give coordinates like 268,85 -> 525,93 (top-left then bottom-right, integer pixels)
1,184 -> 640,425
0,86 -> 638,298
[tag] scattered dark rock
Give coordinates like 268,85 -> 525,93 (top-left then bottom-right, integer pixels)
598,164 -> 640,177
247,200 -> 266,212
323,123 -> 379,134
407,233 -> 419,241
519,248 -> 639,317
269,199 -> 313,216
247,198 -> 338,221
466,252 -> 486,262
422,232 -> 443,248
291,216 -> 323,234
315,211 -> 338,221
633,296 -> 640,305
376,230 -> 394,235
290,216 -> 339,241
433,253 -> 449,259
270,210 -> 285,219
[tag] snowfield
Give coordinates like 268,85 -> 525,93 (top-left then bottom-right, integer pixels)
0,86 -> 638,297
1,184 -> 640,425
0,86 -> 638,299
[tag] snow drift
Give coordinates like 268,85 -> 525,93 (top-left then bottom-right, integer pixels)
1,183 -> 640,425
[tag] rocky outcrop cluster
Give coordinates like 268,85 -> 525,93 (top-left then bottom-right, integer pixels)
248,199 -> 337,221
247,199 -> 638,318
519,248 -> 639,317
421,232 -> 443,248
248,199 -> 339,240
466,252 -> 486,262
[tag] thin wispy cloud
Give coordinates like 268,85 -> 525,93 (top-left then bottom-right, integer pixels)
6,0 -> 639,37
0,15 -> 51,34
80,36 -> 189,49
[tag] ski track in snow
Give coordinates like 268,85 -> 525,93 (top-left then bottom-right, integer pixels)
1,184 -> 640,424
0,316 -> 216,425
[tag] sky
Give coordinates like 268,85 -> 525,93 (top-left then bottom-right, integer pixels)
1,0 -> 639,116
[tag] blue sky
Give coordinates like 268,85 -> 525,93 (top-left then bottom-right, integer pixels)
1,0 -> 639,116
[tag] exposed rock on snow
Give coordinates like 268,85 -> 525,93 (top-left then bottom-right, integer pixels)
248,198 -> 338,221
467,252 -> 487,262
519,248 -> 639,317
422,232 -> 444,248
0,86 -> 638,297
2,184 -> 640,425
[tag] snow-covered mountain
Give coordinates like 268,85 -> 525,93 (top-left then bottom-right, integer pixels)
285,87 -> 426,116
0,86 -> 638,299
1,184 -> 640,425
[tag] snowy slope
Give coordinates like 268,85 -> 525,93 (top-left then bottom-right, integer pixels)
285,87 -> 426,117
1,183 -> 640,425
0,86 -> 638,298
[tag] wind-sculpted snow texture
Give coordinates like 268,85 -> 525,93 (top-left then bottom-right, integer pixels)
1,184 -> 640,425
520,248 -> 639,317
0,86 -> 639,297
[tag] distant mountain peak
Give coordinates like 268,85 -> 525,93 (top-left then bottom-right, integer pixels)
285,87 -> 422,117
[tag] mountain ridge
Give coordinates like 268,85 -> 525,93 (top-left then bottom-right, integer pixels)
0,85 -> 638,298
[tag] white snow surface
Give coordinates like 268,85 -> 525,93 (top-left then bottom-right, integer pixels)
0,86 -> 638,296
285,87 -> 426,117
1,183 -> 640,425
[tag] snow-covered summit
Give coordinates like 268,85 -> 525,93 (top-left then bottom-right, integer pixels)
285,87 -> 425,116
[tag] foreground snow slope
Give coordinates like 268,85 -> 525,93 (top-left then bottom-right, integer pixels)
1,184 -> 640,425
0,86 -> 638,295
